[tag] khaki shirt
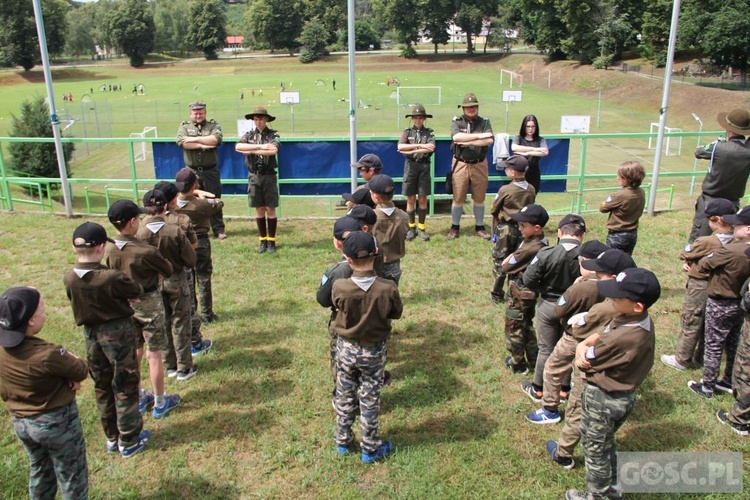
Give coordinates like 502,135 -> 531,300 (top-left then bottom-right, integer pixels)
0,337 -> 88,418
176,119 -> 222,168
105,234 -> 174,293
399,126 -> 436,163
165,210 -> 197,246
174,195 -> 224,237
680,229 -> 733,280
501,234 -> 547,277
450,115 -> 493,162
599,187 -> 646,232
554,278 -> 603,336
63,261 -> 142,326
137,215 -> 197,269
698,237 -> 750,299
490,181 -> 536,222
373,202 -> 410,264
238,127 -> 280,172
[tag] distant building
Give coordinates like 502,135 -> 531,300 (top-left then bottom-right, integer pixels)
224,36 -> 245,53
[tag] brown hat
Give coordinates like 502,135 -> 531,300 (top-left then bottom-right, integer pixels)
717,108 -> 750,136
245,106 -> 276,122
189,101 -> 206,110
458,92 -> 480,108
405,104 -> 432,118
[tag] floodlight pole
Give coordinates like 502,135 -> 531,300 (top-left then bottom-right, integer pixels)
32,0 -> 73,217
347,0 -> 358,192
648,0 -> 681,217
689,113 -> 703,196
595,81 -> 602,128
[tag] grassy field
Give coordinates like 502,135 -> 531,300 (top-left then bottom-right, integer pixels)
1,204 -> 749,498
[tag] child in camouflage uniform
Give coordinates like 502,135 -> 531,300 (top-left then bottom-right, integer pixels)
489,155 -> 536,304
332,231 -> 403,463
501,204 -> 549,374
0,287 -> 89,498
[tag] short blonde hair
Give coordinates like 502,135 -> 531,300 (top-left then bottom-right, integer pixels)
618,161 -> 645,188
74,246 -> 99,257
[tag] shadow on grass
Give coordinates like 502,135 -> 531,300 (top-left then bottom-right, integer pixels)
141,472 -> 240,499
390,411 -> 495,447
198,346 -> 295,375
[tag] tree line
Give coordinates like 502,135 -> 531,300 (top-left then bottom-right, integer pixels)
0,0 -> 748,81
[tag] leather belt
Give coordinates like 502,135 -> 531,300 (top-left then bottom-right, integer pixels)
455,156 -> 482,164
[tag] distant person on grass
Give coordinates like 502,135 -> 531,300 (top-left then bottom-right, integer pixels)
0,286 -> 89,498
331,231 -> 403,463
177,101 -> 227,240
448,92 -> 494,240
237,106 -> 281,254
689,108 -> 750,243
511,114 -> 549,193
397,103 -> 436,241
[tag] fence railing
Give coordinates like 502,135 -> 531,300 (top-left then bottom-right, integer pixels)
0,130 -> 725,217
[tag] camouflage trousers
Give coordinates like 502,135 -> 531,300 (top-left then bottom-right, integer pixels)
84,317 -> 143,448
605,230 -> 637,256
543,333 -> 577,408
675,277 -> 707,367
381,261 -> 402,287
334,337 -> 386,454
327,314 -> 338,385
161,270 -> 194,372
132,290 -> 168,353
702,297 -> 742,391
580,384 -> 637,499
730,315 -> 750,425
557,365 -> 585,459
12,401 -> 88,500
490,222 -> 521,301
195,236 -> 214,318
504,281 -> 538,371
186,268 -> 205,345
533,299 -> 568,389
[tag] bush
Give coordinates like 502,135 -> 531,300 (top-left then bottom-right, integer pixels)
9,96 -> 74,186
593,54 -> 613,70
400,44 -> 417,59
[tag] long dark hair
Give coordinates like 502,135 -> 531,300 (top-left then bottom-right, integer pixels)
518,115 -> 541,141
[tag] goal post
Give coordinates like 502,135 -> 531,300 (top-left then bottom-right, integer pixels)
500,69 -> 524,88
396,86 -> 442,129
648,123 -> 682,156
130,126 -> 158,162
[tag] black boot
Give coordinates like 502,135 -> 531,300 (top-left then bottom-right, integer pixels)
257,240 -> 267,253
266,240 -> 276,253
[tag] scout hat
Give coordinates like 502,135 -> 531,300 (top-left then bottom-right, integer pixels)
579,240 -> 608,259
0,286 -> 40,347
716,108 -> 750,136
582,249 -> 636,275
722,206 -> 750,226
558,213 -> 586,231
189,101 -> 206,110
458,92 -> 480,108
108,199 -> 146,225
154,181 -> 179,203
143,189 -> 168,208
342,186 -> 375,208
245,106 -> 276,121
405,103 -> 432,118
343,230 -> 377,259
368,174 -> 395,195
510,204 -> 549,227
597,267 -> 661,307
348,205 -> 377,225
72,221 -> 114,248
499,155 -> 529,172
699,198 -> 736,218
351,154 -> 383,171
333,216 -> 361,241
175,167 -> 198,190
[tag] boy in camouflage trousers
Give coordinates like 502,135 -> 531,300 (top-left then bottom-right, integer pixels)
332,231 -> 403,463
566,268 -> 661,500
489,155 -> 536,304
501,204 -> 549,374
63,222 -> 150,458
1,286 -> 89,498
661,198 -> 735,372
688,205 -> 750,398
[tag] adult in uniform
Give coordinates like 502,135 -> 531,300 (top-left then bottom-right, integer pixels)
449,93 -> 494,240
689,108 -> 750,243
398,104 -> 436,241
236,106 -> 281,253
176,101 -> 226,240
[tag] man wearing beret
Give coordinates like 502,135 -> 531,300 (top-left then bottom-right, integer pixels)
177,101 -> 226,240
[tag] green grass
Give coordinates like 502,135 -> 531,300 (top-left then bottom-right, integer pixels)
1,206 -> 749,498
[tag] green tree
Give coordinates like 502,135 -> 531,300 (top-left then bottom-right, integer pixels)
699,5 -> 750,86
243,0 -> 303,55
373,0 -> 420,57
515,0 -> 568,59
108,0 -> 155,67
0,0 -> 70,71
592,0 -> 632,66
298,18 -> 329,63
306,0 -> 346,45
9,95 -> 74,184
187,0 -> 227,60
638,0 -> 672,65
153,0 -> 191,56
455,3 -> 484,54
421,0 -> 453,54
338,19 -> 382,51
65,3 -> 98,58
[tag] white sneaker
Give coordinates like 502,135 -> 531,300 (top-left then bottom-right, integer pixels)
660,354 -> 687,371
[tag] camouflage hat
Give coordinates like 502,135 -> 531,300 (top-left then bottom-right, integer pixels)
189,101 -> 206,110
458,92 -> 480,108
245,106 -> 276,122
405,103 -> 433,118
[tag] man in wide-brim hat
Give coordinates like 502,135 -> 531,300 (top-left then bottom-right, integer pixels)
236,106 -> 281,253
397,104 -> 436,241
689,108 -> 750,242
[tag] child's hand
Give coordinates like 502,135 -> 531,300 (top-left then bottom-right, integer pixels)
575,342 -> 591,370
682,262 -> 691,272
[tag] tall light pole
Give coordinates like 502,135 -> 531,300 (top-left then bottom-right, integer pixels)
595,81 -> 602,128
689,113 -> 703,196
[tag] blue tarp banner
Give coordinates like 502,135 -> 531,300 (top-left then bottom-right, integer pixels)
153,139 -> 569,196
